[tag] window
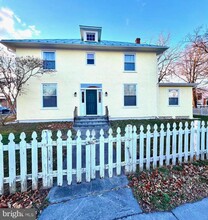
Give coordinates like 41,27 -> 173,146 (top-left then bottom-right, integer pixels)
42,83 -> 57,108
87,53 -> 95,64
124,54 -> 135,71
86,33 -> 95,41
43,51 -> 55,70
169,89 -> 179,106
124,84 -> 137,106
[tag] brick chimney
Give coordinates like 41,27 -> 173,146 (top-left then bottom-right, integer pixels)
135,38 -> 141,44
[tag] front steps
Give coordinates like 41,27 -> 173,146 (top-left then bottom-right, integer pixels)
73,116 -> 109,129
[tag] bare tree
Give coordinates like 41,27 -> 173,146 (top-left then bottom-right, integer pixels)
174,44 -> 208,107
188,27 -> 208,54
157,33 -> 180,82
0,46 -> 46,117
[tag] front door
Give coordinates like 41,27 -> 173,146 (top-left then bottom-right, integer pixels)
86,90 -> 97,115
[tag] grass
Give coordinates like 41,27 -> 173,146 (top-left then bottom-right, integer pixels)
0,117 -> 196,143
193,114 -> 208,121
0,121 -> 74,144
110,118 -> 194,135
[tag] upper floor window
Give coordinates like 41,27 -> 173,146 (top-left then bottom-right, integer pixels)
43,51 -> 55,70
124,84 -> 137,106
124,54 -> 135,71
42,83 -> 57,108
86,33 -> 96,41
87,53 -> 95,65
169,89 -> 179,106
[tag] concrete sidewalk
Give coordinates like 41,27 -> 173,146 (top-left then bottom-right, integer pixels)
38,176 -> 208,220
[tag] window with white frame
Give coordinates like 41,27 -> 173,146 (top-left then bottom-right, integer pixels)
169,89 -> 179,106
124,84 -> 137,106
42,83 -> 57,108
124,54 -> 135,71
87,53 -> 95,64
43,51 -> 55,70
86,33 -> 95,41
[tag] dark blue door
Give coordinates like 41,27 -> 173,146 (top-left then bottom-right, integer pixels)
86,90 -> 97,115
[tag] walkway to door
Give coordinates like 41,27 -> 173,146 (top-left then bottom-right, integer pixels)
39,175 -> 208,220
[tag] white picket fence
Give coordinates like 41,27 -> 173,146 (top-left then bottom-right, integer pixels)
0,120 -> 208,195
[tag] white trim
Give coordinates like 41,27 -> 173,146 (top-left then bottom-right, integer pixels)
41,50 -> 56,70
123,83 -> 138,107
83,31 -> 98,42
80,84 -> 103,116
86,52 -> 95,65
123,53 -> 136,72
41,83 -> 58,109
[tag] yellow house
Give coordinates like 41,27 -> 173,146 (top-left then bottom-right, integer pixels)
1,25 -> 194,122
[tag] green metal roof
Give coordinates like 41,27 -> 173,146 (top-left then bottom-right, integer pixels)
0,39 -> 168,55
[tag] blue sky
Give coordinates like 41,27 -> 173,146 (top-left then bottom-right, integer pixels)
0,0 -> 208,46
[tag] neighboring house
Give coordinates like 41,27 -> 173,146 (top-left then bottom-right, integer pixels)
196,88 -> 208,107
0,93 -> 8,108
0,25 -> 195,122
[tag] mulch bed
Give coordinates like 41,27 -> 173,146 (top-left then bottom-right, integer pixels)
128,160 -> 208,212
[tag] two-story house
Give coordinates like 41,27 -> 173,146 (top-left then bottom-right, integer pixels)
1,25 -> 194,122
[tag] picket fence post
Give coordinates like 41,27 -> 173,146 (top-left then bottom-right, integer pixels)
124,125 -> 133,173
153,124 -> 158,169
165,123 -> 171,166
76,130 -> 82,183
86,130 -> 91,182
99,129 -> 105,178
132,126 -> 137,172
116,127 -> 121,175
91,130 -> 96,179
41,131 -> 48,188
47,130 -> 53,187
178,122 -> 183,164
184,122 -> 189,163
159,124 -> 165,167
139,125 -> 144,171
20,132 -> 27,192
8,133 -> 16,194
172,123 -> 177,165
67,130 -> 73,185
108,128 -> 113,177
31,131 -> 38,190
201,121 -> 205,160
57,130 -> 63,186
196,121 -> 201,160
146,125 -> 151,170
190,121 -> 195,161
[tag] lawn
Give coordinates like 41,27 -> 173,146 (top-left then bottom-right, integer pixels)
0,117 -> 197,144
0,121 -> 74,144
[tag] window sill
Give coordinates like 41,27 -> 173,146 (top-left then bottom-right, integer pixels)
168,105 -> 180,107
123,71 -> 137,73
43,69 -> 57,72
123,106 -> 138,109
41,107 -> 59,110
